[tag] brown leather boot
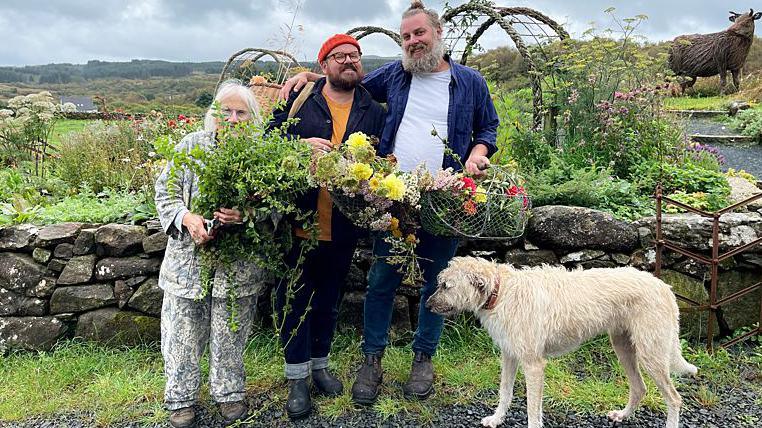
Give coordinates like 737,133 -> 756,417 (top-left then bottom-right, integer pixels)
169,406 -> 196,428
402,351 -> 435,400
351,353 -> 383,405
219,400 -> 248,425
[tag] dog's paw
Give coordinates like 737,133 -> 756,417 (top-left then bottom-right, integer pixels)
481,414 -> 504,428
607,409 -> 628,423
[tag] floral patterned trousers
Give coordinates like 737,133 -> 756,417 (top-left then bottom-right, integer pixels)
161,292 -> 257,410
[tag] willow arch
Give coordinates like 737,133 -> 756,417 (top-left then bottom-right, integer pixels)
216,48 -> 301,92
441,3 -> 568,128
346,26 -> 402,47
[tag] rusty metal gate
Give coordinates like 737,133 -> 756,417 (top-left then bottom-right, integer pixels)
654,184 -> 762,352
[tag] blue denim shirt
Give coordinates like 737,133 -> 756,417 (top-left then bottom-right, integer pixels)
362,56 -> 499,171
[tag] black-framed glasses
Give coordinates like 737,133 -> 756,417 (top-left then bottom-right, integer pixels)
327,51 -> 362,64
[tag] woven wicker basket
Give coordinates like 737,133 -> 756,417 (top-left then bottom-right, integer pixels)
249,82 -> 283,117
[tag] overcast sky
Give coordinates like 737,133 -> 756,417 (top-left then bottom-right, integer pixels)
1,0 -> 760,67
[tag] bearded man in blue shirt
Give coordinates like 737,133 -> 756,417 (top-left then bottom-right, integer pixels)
280,0 -> 499,404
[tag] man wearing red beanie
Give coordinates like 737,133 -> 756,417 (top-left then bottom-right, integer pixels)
269,33 -> 385,420
280,0 -> 499,406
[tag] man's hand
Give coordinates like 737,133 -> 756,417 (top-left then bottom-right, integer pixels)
465,144 -> 491,176
182,212 -> 213,245
304,137 -> 335,156
278,72 -> 321,100
213,207 -> 243,225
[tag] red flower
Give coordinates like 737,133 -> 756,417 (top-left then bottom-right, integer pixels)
506,185 -> 526,197
461,177 -> 477,195
178,114 -> 187,121
168,120 -> 177,128
463,199 -> 477,216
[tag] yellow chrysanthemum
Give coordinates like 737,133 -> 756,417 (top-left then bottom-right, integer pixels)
474,186 -> 487,204
349,162 -> 373,181
405,234 -> 417,244
369,176 -> 381,191
346,132 -> 371,153
379,174 -> 406,201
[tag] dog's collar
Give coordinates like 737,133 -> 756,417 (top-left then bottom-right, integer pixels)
482,277 -> 500,311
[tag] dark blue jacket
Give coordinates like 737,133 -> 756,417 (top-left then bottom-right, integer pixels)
362,56 -> 499,171
269,77 -> 386,245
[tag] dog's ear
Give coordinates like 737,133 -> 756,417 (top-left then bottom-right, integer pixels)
467,272 -> 488,296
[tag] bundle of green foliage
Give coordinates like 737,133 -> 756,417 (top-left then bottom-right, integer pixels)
156,117 -> 315,329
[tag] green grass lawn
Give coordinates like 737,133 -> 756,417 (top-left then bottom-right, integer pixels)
663,96 -> 734,111
1,316 -> 759,426
49,119 -> 93,146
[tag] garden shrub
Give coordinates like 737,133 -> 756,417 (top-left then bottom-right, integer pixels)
730,109 -> 762,141
55,121 -> 154,192
525,155 -> 652,220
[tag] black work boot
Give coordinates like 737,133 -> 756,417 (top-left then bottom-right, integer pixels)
351,353 -> 383,405
402,351 -> 435,400
312,368 -> 343,397
219,400 -> 248,425
285,377 -> 312,420
169,406 -> 196,428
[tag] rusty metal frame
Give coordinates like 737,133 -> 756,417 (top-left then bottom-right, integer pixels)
654,183 -> 762,351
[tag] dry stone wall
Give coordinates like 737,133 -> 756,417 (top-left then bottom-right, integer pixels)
1,206 -> 760,352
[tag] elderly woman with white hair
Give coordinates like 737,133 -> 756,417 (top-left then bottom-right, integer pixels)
154,80 -> 264,428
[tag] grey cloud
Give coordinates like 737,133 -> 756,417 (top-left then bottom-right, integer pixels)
3,1 -> 762,66
301,0 -> 393,23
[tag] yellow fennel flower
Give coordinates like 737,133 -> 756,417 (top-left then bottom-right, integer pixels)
379,174 -> 406,201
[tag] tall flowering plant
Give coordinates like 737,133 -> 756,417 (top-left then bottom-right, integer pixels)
311,131 -> 427,285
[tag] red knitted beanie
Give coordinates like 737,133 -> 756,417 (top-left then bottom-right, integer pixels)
317,34 -> 362,63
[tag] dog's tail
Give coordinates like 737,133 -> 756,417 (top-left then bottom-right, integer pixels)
670,334 -> 698,376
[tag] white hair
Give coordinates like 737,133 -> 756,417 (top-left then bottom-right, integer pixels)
203,79 -> 262,133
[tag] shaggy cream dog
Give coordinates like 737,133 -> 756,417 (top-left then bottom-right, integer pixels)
426,256 -> 697,428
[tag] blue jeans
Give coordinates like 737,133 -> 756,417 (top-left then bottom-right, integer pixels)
362,230 -> 459,356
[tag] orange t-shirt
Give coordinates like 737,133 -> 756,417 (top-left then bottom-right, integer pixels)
296,90 -> 352,241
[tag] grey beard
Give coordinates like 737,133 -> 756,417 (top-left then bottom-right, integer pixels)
402,39 -> 446,74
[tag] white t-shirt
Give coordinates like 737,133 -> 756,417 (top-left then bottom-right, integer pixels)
392,69 -> 450,174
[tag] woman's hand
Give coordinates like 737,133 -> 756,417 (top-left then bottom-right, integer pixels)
214,207 -> 243,224
182,212 -> 213,245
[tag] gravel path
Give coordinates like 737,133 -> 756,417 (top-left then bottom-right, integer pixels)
683,117 -> 738,137
4,372 -> 759,428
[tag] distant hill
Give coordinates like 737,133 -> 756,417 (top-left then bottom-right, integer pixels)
0,59 -> 226,84
0,56 -> 401,85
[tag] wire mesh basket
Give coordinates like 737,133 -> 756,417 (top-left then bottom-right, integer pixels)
330,191 -> 376,228
419,168 -> 531,239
